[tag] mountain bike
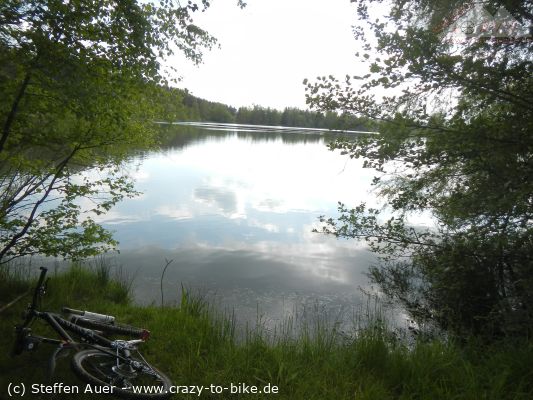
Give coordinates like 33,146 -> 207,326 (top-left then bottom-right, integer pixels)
12,267 -> 173,399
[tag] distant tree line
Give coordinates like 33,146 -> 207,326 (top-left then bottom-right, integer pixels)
158,88 -> 371,131
235,106 -> 370,131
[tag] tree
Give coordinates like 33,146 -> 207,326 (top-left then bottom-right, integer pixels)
0,0 -> 235,263
307,0 -> 533,340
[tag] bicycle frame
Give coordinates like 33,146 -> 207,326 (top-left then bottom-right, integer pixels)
14,267 -> 142,369
12,267 -> 173,398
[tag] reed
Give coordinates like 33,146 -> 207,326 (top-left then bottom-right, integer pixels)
1,263 -> 532,400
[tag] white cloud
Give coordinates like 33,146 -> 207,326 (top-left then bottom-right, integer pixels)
168,0 -> 363,109
154,205 -> 194,221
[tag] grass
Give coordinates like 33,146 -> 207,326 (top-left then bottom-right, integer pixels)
1,264 -> 532,399
0,260 -> 33,303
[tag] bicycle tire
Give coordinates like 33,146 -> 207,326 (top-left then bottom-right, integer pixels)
71,317 -> 149,339
71,349 -> 172,400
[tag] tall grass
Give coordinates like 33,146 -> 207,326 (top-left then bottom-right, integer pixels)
0,260 -> 33,304
1,264 -> 532,400
85,256 -> 135,297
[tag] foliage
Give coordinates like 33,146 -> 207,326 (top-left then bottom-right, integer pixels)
181,89 -> 238,122
0,0 -> 224,263
170,89 -> 372,130
235,105 -> 370,131
307,0 -> 533,340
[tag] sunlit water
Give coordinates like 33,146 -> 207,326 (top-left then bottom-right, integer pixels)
84,123 -> 400,332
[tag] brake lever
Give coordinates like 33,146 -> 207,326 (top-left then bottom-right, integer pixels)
42,277 -> 50,295
36,278 -> 49,310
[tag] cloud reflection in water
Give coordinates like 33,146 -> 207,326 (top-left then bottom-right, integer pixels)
97,125 -> 383,331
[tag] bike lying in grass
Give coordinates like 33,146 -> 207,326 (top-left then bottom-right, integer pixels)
12,267 -> 172,399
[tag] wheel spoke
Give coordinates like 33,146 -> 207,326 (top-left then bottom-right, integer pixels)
73,350 -> 172,398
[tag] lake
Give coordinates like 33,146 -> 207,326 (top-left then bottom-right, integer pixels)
91,123 -> 391,332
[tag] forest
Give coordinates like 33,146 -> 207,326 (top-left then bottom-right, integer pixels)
160,87 -> 372,131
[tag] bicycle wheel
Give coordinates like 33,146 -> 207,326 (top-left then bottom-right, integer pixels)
72,349 -> 172,399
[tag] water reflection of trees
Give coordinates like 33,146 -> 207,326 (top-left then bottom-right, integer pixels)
158,125 -> 229,150
157,123 -> 360,150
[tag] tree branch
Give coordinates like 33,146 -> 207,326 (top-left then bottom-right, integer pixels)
0,71 -> 32,154
0,145 -> 80,262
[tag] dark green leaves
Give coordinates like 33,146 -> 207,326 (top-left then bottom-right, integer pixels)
0,0 -> 217,263
309,0 -> 533,340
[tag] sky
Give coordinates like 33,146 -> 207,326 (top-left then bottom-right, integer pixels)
169,0 -> 366,110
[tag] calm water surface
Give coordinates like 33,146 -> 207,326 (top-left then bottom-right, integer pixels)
94,123 -> 386,330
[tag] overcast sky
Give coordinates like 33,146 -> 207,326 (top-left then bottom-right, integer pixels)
169,0 -> 366,110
